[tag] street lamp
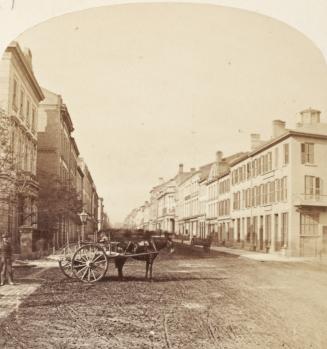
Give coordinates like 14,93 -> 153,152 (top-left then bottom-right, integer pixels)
78,209 -> 88,242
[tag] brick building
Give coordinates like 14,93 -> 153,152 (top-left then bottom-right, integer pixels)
37,88 -> 82,248
78,158 -> 99,240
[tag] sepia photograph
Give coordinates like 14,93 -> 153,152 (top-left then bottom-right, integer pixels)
0,0 -> 327,348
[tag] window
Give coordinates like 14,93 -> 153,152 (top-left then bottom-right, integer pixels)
247,163 -> 251,179
19,89 -> 25,118
256,186 -> 261,206
269,181 -> 275,203
258,157 -> 262,175
233,192 -> 241,210
26,99 -> 30,126
260,184 -> 264,205
267,152 -> 272,172
262,183 -> 268,205
265,215 -> 271,243
300,213 -> 319,236
304,176 -> 321,199
238,167 -> 242,183
252,187 -> 256,207
274,214 -> 279,249
281,212 -> 288,247
24,144 -> 28,170
12,78 -> 18,109
275,179 -> 281,201
274,147 -> 279,169
283,144 -> 289,165
262,155 -> 267,173
301,143 -> 314,164
252,160 -> 256,177
236,218 -> 241,242
248,188 -> 252,208
246,217 -> 251,242
281,177 -> 287,201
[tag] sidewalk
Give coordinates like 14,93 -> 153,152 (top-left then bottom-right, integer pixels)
174,239 -> 314,262
0,259 -> 57,320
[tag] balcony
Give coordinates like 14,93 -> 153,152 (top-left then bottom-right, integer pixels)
294,194 -> 327,207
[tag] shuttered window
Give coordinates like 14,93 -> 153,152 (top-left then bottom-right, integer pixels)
301,143 -> 314,164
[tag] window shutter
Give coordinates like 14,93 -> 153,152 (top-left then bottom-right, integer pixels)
315,177 -> 321,196
309,144 -> 314,164
301,143 -> 305,164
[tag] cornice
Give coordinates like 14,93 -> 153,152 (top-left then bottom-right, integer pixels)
7,42 -> 44,102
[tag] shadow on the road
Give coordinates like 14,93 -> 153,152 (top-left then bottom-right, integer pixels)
97,275 -> 228,283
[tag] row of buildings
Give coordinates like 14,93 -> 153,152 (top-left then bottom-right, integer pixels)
125,109 -> 327,257
0,41 -> 109,257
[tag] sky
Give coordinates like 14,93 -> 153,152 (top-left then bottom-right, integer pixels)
14,3 -> 327,224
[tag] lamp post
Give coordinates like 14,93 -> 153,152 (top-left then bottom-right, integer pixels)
78,209 -> 88,242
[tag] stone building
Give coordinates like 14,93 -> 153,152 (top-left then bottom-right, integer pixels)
230,109 -> 327,257
205,151 -> 245,244
124,164 -> 190,232
176,164 -> 212,238
0,41 -> 44,254
125,109 -> 327,257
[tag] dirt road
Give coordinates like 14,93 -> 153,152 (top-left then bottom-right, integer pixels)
0,245 -> 326,348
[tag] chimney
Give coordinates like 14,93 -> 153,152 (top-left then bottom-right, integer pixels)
23,48 -> 33,69
250,133 -> 261,150
299,108 -> 321,125
216,151 -> 223,163
272,120 -> 286,138
178,163 -> 184,174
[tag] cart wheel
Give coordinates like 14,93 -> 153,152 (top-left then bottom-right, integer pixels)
58,243 -> 80,279
72,244 -> 108,283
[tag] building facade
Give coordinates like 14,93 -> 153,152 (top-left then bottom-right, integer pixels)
78,159 -> 99,240
37,88 -> 83,248
0,42 -> 44,254
229,110 -> 327,257
125,108 -> 327,257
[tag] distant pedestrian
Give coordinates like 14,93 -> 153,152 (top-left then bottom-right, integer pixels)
0,232 -> 14,286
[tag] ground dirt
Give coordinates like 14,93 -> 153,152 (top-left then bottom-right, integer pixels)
0,245 -> 326,349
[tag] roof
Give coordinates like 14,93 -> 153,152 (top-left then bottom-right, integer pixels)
6,41 -> 44,102
231,129 -> 327,167
199,162 -> 214,182
179,171 -> 198,186
41,88 -> 74,133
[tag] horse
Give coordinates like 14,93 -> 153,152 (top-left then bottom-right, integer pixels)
114,233 -> 174,281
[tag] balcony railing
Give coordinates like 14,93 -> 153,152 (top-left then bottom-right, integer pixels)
294,194 -> 327,207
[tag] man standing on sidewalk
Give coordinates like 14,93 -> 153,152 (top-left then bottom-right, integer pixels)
0,232 -> 14,286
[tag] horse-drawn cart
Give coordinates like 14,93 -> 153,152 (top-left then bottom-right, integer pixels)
52,230 -> 173,283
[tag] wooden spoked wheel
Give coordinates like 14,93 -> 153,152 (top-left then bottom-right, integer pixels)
58,243 -> 80,279
72,244 -> 108,283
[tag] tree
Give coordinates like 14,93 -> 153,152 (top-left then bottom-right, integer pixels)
37,170 -> 83,246
0,109 -> 37,247
0,109 -> 16,233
